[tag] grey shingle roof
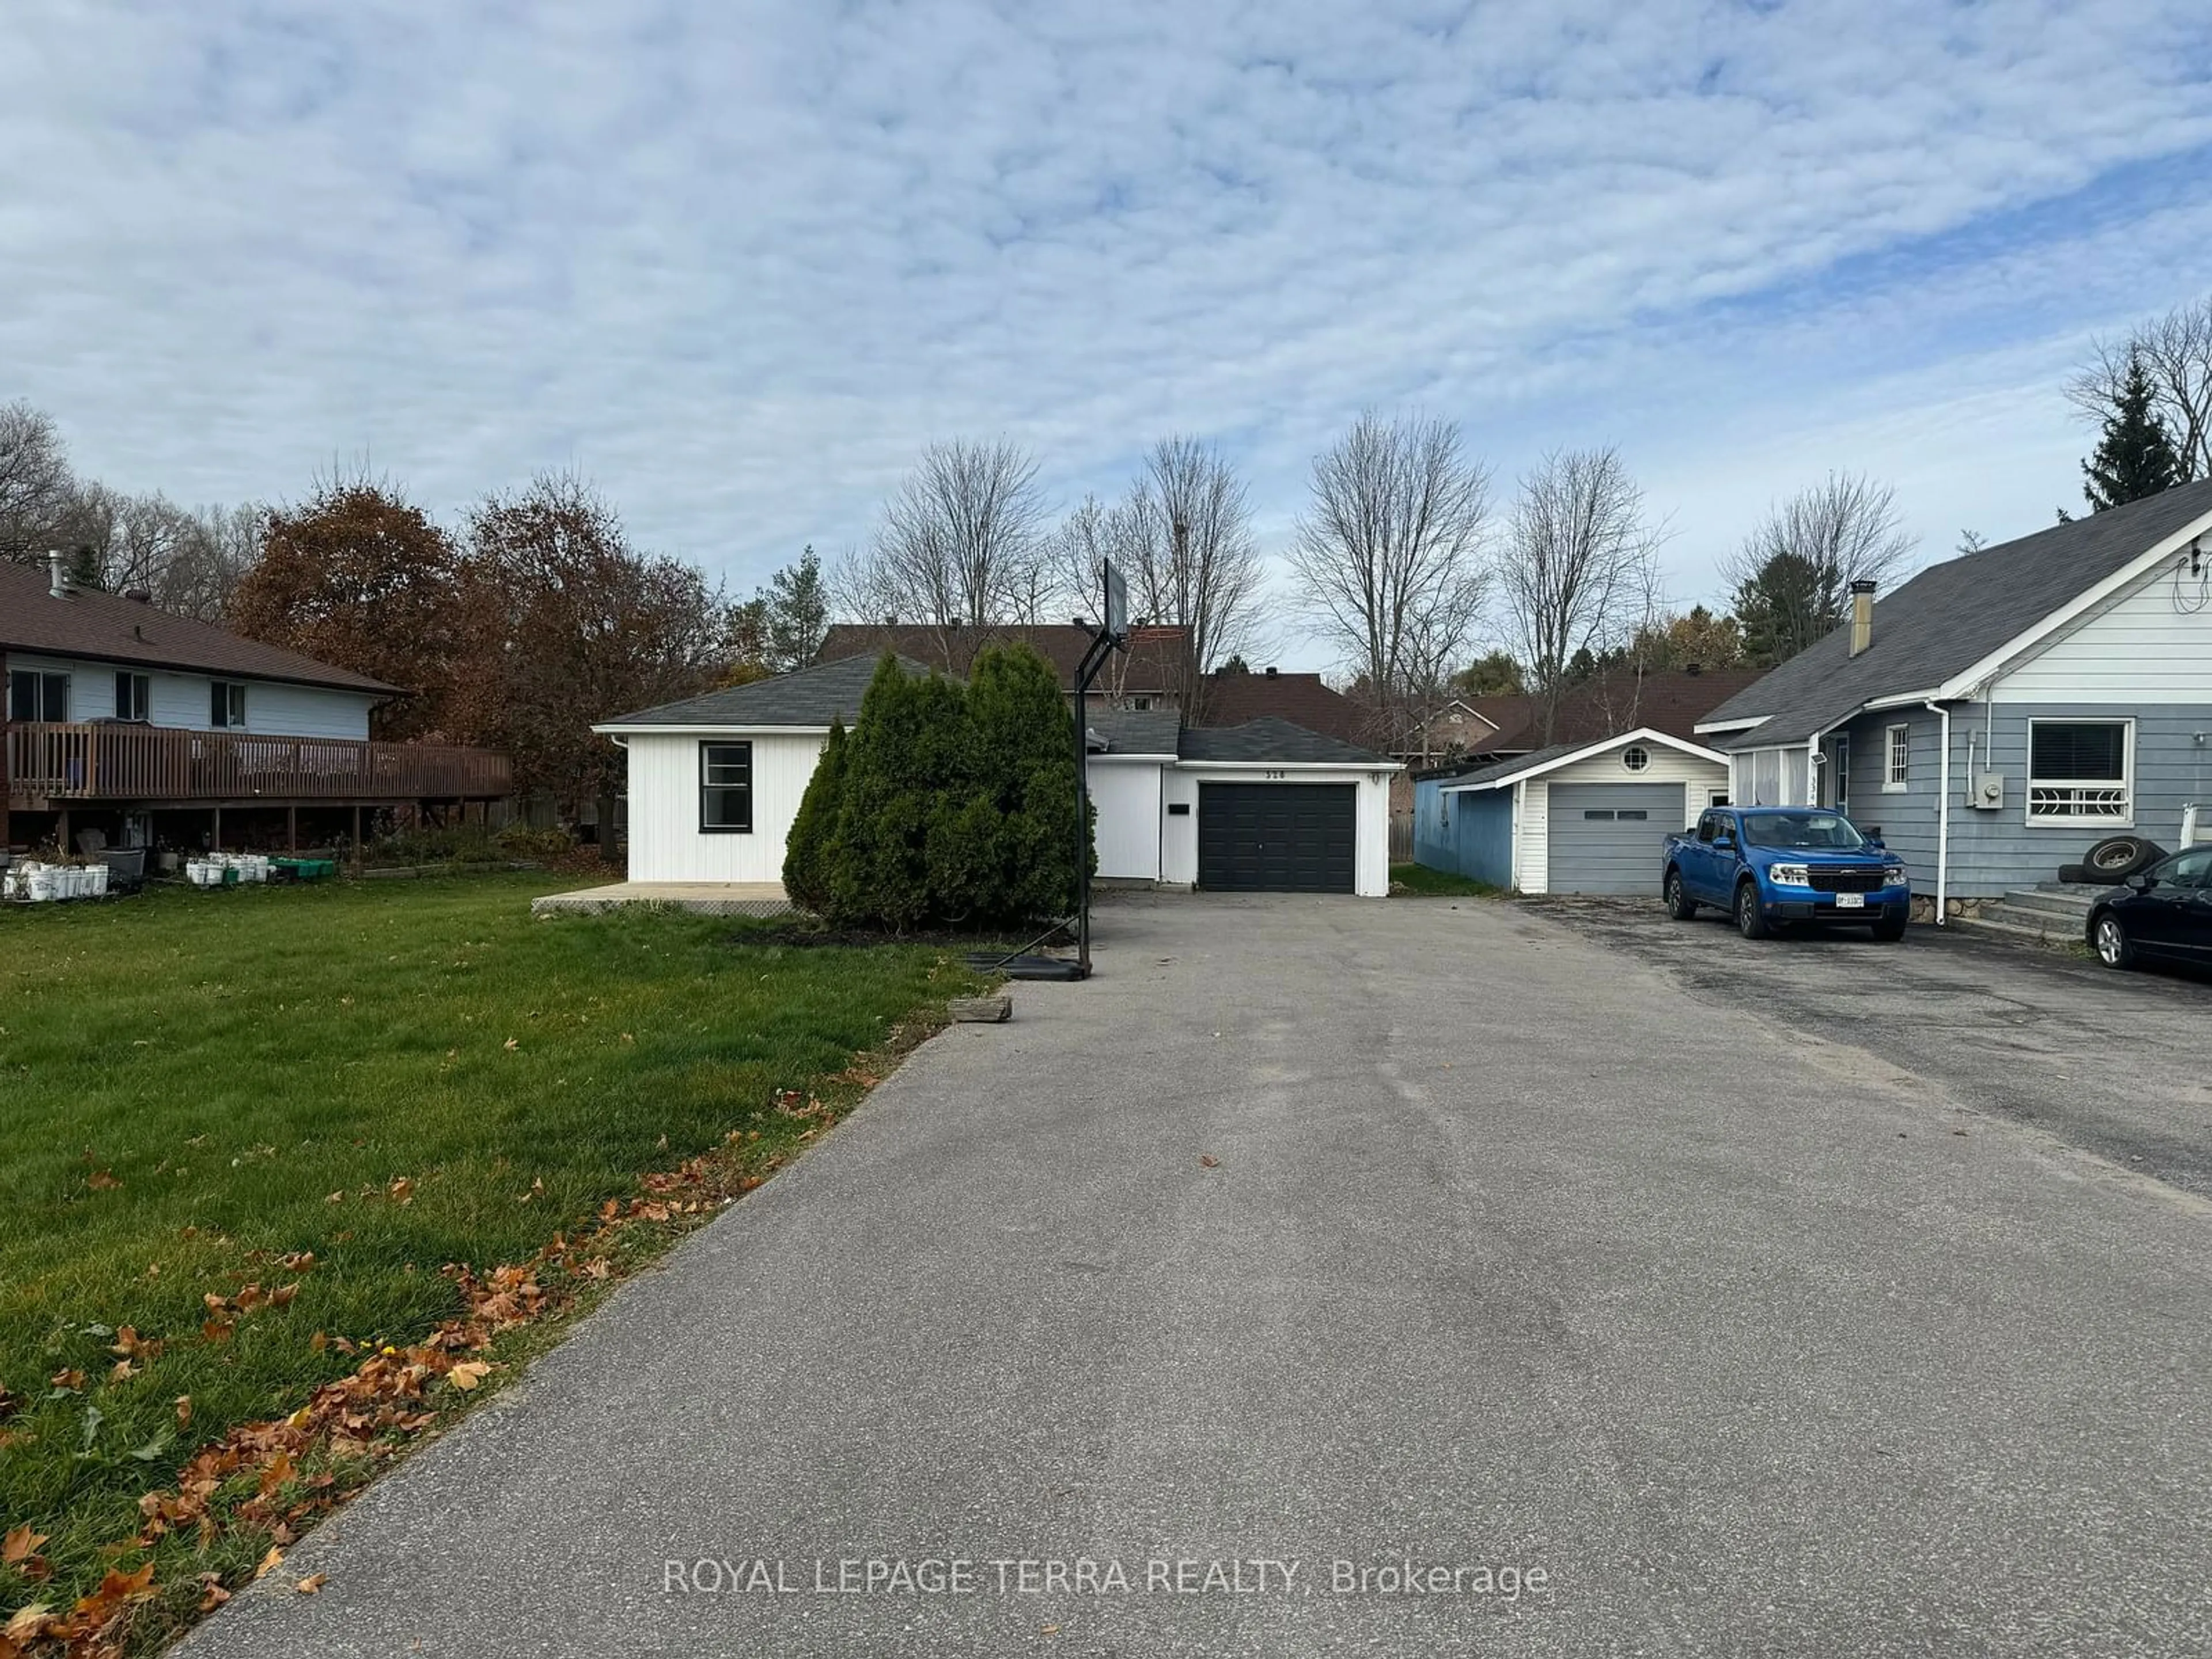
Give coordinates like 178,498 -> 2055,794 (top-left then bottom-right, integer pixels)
597,653 -> 931,729
1176,716 -> 1393,766
1437,738 -> 1592,790
1701,478 -> 2212,750
1085,708 -> 1180,754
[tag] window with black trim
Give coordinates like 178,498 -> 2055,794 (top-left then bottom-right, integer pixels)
211,681 -> 247,728
9,669 -> 69,721
115,672 -> 150,721
700,741 -> 753,832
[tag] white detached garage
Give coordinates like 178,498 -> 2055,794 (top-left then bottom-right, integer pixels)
1414,729 -> 1730,895
596,660 -> 1401,900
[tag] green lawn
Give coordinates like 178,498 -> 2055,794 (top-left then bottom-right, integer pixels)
1389,862 -> 1501,897
0,874 -> 980,1645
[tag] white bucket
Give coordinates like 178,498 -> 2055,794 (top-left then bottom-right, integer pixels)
26,869 -> 56,902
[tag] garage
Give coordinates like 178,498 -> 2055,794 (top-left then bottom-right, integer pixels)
1414,728 -> 1730,895
1546,783 -> 1687,895
1196,781 -> 1357,893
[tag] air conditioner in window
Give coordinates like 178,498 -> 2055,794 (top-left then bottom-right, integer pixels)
1970,772 -> 2005,811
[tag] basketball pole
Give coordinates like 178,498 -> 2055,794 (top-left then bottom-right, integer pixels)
1071,562 -> 1129,980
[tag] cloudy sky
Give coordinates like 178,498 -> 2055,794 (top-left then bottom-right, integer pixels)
8,1 -> 2212,669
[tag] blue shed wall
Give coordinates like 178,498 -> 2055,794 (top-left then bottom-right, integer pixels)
1413,777 -> 1514,886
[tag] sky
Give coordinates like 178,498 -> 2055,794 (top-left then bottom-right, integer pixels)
8,0 -> 2212,672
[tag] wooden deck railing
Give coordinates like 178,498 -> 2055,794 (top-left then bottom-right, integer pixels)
5,723 -> 512,805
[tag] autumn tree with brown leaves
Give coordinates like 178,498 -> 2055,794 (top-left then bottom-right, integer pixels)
456,473 -> 728,810
226,479 -> 470,741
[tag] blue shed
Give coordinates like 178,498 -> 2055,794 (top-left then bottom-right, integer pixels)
1412,770 -> 1514,887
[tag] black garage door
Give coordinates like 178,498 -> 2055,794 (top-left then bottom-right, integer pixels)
1196,782 -> 1356,893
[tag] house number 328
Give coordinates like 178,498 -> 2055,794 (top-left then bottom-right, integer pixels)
1262,770 -> 1287,780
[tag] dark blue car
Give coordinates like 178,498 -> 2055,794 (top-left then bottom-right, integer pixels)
2086,846 -> 2212,971
1662,806 -> 1911,941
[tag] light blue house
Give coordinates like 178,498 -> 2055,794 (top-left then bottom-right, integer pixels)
1695,479 -> 2212,913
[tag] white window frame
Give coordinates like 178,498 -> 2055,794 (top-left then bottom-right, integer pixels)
1620,744 -> 1651,773
2025,717 -> 2134,828
1883,724 -> 1910,793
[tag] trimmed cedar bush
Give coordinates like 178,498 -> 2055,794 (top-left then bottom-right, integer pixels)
785,649 -> 1086,929
781,716 -> 847,912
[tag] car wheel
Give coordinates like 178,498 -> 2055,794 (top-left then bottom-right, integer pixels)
1872,915 -> 1907,942
1734,880 -> 1769,940
2090,910 -> 2135,970
2084,836 -> 2168,882
1665,869 -> 1698,921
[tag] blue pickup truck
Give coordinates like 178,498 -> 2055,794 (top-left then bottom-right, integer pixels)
1662,806 -> 1911,941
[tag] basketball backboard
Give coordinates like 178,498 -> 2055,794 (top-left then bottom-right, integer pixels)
1102,560 -> 1130,647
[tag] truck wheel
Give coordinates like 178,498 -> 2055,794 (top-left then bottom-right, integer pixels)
1734,880 -> 1769,940
2084,836 -> 2167,881
1665,869 -> 1698,921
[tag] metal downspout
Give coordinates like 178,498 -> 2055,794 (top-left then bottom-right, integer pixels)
1925,700 -> 1950,925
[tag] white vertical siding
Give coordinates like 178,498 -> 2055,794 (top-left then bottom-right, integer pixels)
621,731 -> 827,884
1991,556 -> 2212,703
4,653 -> 374,738
1088,759 -> 1163,880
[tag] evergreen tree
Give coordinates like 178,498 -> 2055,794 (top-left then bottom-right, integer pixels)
824,658 -> 966,931
782,717 -> 847,914
2083,355 -> 2181,513
1730,550 -> 1828,667
964,644 -> 1085,922
762,546 -> 830,671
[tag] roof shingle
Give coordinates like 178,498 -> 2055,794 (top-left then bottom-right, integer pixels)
0,561 -> 399,694
1177,717 -> 1394,767
1701,478 -> 2212,749
597,653 -> 930,729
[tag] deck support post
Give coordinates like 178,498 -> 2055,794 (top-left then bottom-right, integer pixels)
287,805 -> 298,851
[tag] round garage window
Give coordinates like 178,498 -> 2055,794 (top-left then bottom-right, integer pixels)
1621,744 -> 1651,773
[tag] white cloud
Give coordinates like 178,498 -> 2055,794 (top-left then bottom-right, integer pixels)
6,0 -> 2212,669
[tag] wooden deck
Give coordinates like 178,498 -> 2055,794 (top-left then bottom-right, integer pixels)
4,722 -> 511,808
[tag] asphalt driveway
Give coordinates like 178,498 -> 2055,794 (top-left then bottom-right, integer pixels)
181,893 -> 2212,1657
1528,893 -> 2212,1196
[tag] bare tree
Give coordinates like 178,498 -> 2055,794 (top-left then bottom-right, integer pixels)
1721,471 -> 1918,666
833,440 -> 1052,666
2068,297 -> 2212,482
1494,448 -> 1665,745
1124,437 -> 1266,719
1287,412 -> 1493,753
0,400 -> 77,558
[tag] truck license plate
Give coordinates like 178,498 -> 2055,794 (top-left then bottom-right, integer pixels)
1835,892 -> 1865,909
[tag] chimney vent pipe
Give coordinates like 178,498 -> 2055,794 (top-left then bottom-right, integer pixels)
1849,579 -> 1877,657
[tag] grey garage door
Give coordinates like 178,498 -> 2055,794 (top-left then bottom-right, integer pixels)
1547,782 -> 1685,895
1197,782 -> 1357,893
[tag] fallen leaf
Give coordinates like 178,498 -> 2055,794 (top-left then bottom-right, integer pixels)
48,1369 -> 85,1392
196,1572 -> 231,1611
388,1177 -> 415,1205
447,1362 -> 491,1392
325,1190 -> 344,1204
202,1318 -> 235,1344
502,1037 -> 518,1051
270,1283 -> 300,1308
3,1605 -> 54,1646
109,1359 -> 138,1384
1198,1154 -> 1221,1168
254,1546 -> 284,1580
174,1395 -> 192,1429
279,1251 -> 317,1272
87,1169 -> 122,1191
310,1331 -> 328,1353
295,1573 -> 327,1595
258,1450 -> 294,1495
3,1525 -> 46,1566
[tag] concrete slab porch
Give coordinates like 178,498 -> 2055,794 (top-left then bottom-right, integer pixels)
529,881 -> 793,918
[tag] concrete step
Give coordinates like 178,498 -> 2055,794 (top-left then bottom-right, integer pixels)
1971,900 -> 2090,939
2001,887 -> 2097,921
1951,911 -> 2085,949
2029,880 -> 2113,900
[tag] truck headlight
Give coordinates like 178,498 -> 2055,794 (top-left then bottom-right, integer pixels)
1768,863 -> 1810,887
